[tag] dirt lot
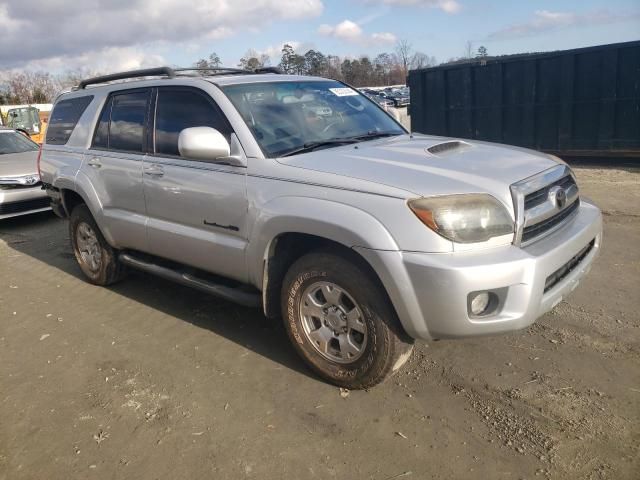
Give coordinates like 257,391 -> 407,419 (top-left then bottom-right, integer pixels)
1,165 -> 638,480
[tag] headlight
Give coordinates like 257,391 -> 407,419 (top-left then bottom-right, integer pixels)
408,194 -> 514,243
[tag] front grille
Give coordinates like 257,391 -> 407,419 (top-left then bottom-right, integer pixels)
544,239 -> 595,293
0,182 -> 43,190
522,199 -> 579,243
0,197 -> 51,215
524,175 -> 576,210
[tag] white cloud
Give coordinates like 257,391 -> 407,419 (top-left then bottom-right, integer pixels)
16,46 -> 167,74
319,20 -> 363,41
318,19 -> 396,46
0,0 -> 324,70
489,9 -> 639,39
371,32 -> 398,44
364,0 -> 461,14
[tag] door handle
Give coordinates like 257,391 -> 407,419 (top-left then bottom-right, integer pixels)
87,157 -> 102,168
143,164 -> 165,177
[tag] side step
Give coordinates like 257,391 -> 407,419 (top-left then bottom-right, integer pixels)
119,252 -> 261,308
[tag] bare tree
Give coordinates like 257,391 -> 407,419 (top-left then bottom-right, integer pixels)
0,72 -> 60,104
238,49 -> 270,70
411,52 -> 437,69
463,40 -> 474,59
194,52 -> 222,69
395,39 -> 413,77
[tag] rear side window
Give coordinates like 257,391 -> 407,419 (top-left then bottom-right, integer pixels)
154,88 -> 231,157
92,89 -> 150,153
45,96 -> 93,145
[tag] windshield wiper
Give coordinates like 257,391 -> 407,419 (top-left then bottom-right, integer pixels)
279,131 -> 402,158
280,138 -> 360,157
280,131 -> 403,157
352,130 -> 402,141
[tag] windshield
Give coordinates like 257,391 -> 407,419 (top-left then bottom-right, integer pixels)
0,131 -> 39,155
222,80 -> 405,157
7,107 -> 41,134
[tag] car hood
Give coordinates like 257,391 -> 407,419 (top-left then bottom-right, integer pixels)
277,134 -> 560,208
0,151 -> 39,177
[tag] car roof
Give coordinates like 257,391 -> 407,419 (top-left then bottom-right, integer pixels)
67,72 -> 334,94
54,67 -> 348,105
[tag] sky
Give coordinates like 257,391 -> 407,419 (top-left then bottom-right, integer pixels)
0,0 -> 638,73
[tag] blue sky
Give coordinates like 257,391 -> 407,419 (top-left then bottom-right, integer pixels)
177,0 -> 640,67
1,0 -> 638,72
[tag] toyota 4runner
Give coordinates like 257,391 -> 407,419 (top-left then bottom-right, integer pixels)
39,67 -> 602,388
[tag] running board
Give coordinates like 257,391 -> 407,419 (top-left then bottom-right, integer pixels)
119,252 -> 261,308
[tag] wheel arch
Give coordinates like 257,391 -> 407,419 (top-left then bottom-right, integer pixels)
261,232 -> 400,322
250,197 -> 401,320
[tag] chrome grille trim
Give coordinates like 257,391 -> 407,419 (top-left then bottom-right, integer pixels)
510,165 -> 580,247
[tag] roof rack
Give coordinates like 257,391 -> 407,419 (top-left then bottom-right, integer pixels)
175,66 -> 283,76
77,67 -> 176,89
254,67 -> 283,74
75,65 -> 283,89
174,67 -> 253,76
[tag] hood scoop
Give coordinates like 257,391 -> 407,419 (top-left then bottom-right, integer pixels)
426,140 -> 471,156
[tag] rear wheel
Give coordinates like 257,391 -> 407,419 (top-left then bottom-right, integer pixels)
281,251 -> 413,389
69,204 -> 123,285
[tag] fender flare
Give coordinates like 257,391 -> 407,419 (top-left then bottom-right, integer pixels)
56,172 -> 115,246
247,196 -> 400,287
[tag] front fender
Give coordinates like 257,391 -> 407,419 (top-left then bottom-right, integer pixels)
247,196 -> 400,286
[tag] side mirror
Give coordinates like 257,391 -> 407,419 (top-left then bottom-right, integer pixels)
178,127 -> 230,161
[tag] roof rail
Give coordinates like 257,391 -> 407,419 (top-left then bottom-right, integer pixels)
174,66 -> 283,76
75,64 -> 284,90
253,66 -> 283,74
77,67 -> 176,89
174,67 -> 253,76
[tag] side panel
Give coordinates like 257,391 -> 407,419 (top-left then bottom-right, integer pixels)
80,149 -> 147,250
143,159 -> 249,282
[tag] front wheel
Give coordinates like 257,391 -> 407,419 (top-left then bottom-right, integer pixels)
281,251 -> 414,389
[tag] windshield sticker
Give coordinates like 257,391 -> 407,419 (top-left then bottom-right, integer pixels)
329,87 -> 359,97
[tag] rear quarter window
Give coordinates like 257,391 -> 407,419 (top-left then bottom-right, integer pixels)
45,96 -> 94,145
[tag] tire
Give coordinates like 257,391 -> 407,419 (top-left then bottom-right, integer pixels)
69,204 -> 123,286
281,250 -> 414,389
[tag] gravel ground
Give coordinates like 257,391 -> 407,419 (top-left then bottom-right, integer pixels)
1,165 -> 638,480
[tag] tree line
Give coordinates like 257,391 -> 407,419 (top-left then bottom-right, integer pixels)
0,40 -> 489,104
233,40 -> 437,87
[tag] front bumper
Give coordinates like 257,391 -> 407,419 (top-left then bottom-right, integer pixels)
355,200 -> 603,340
0,185 -> 51,220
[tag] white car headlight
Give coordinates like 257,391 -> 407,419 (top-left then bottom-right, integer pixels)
408,194 -> 514,244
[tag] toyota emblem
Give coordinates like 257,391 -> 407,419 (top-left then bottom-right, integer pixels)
549,186 -> 567,209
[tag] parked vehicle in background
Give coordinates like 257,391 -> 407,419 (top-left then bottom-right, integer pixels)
40,67 -> 602,389
0,127 -> 51,219
363,92 -> 395,109
3,106 -> 48,144
378,90 -> 409,108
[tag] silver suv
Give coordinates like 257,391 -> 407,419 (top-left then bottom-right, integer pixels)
40,67 -> 602,388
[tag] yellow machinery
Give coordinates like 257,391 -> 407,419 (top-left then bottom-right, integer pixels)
3,106 -> 48,144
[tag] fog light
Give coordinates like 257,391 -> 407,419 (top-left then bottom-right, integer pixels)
470,292 -> 491,316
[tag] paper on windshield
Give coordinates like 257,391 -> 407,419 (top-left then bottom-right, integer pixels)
329,87 -> 359,97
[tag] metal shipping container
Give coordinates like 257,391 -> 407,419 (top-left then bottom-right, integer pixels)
408,41 -> 640,157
